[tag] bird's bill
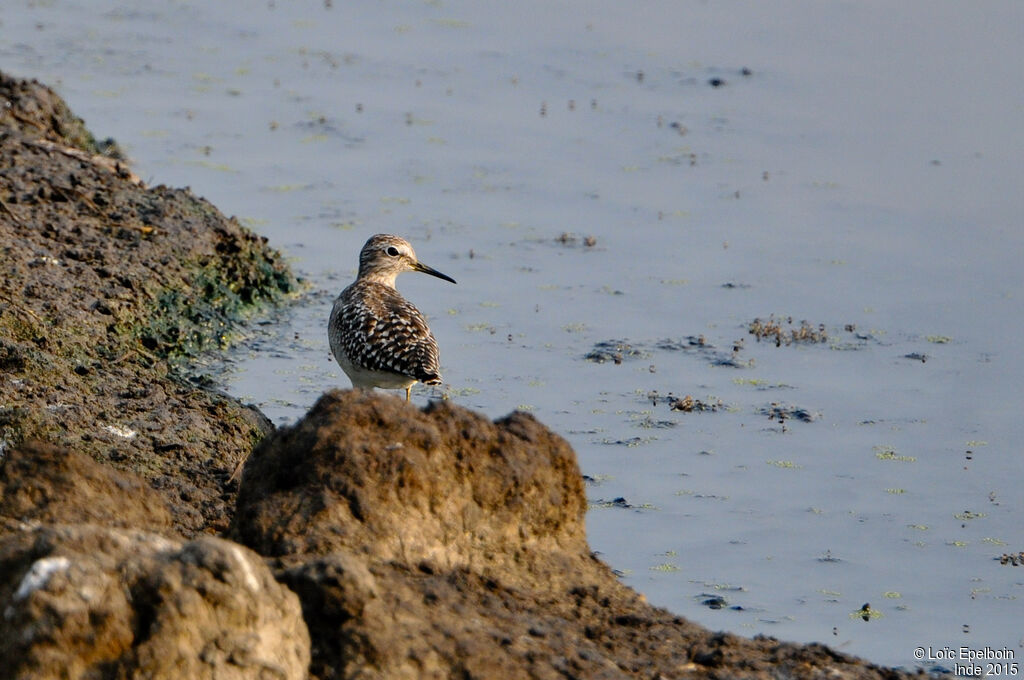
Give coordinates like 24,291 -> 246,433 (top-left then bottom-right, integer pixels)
412,261 -> 457,284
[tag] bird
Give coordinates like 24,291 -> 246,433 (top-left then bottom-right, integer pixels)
329,234 -> 456,401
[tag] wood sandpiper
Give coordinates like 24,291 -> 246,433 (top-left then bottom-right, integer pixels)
329,234 -> 456,401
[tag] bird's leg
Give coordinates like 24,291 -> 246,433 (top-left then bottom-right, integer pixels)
405,386 -> 412,402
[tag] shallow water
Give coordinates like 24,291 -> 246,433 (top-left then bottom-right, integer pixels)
4,0 -> 1023,669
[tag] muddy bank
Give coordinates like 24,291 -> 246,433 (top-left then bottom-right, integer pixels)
0,71 -> 298,536
0,73 -> 914,678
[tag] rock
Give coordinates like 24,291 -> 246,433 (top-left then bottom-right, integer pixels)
233,390 -> 909,680
0,525 -> 310,680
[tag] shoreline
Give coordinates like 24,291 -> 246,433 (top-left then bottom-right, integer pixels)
0,72 -> 912,679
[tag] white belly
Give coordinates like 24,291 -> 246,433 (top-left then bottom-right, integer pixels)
333,350 -> 416,391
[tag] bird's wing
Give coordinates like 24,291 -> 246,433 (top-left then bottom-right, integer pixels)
332,283 -> 442,382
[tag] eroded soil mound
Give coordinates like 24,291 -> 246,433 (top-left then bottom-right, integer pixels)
0,71 -> 298,536
231,390 -> 910,680
0,525 -> 310,679
0,440 -> 174,534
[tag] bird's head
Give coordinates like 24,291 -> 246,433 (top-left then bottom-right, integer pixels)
357,234 -> 457,287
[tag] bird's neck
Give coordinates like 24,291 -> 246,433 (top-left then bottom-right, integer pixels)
357,269 -> 399,288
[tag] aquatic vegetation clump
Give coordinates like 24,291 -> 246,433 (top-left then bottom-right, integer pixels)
749,315 -> 828,347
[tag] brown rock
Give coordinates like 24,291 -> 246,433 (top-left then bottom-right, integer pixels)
0,440 -> 175,534
0,525 -> 310,680
232,390 -> 911,680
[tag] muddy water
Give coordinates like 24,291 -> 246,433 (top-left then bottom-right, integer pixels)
4,0 -> 1023,668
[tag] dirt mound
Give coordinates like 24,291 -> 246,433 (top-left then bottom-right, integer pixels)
231,390 -> 909,680
0,525 -> 309,680
232,391 -> 587,580
0,440 -> 174,534
0,70 -> 297,537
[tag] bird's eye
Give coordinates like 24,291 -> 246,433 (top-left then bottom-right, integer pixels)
385,246 -> 400,257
